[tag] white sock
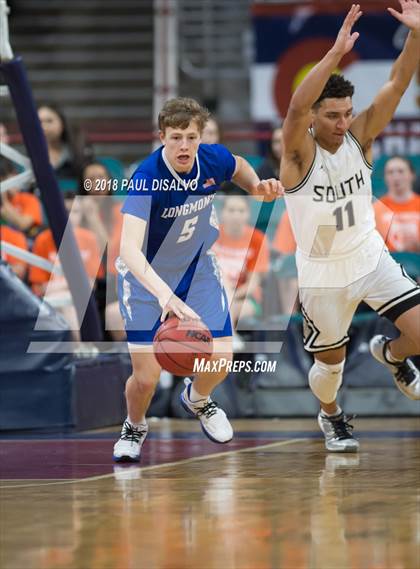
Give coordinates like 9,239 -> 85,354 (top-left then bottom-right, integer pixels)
127,417 -> 147,429
385,344 -> 404,364
189,383 -> 208,403
321,406 -> 342,418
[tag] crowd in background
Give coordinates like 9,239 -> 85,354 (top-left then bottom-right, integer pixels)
0,107 -> 419,349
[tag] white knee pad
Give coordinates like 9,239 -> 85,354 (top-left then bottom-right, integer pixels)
308,359 -> 345,404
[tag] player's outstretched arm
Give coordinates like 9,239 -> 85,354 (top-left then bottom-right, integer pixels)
282,4 -> 362,153
351,0 -> 420,147
232,155 -> 283,201
120,214 -> 199,321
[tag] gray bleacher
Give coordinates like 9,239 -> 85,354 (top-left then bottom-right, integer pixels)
6,0 -> 154,163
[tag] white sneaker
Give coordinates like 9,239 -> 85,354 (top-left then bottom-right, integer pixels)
317,411 -> 360,453
370,335 -> 420,400
113,420 -> 148,462
180,378 -> 233,444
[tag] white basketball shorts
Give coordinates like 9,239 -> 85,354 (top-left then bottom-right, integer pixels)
298,246 -> 420,353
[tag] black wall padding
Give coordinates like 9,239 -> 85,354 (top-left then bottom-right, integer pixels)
0,262 -> 74,430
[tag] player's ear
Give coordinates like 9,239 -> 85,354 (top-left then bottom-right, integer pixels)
159,130 -> 165,144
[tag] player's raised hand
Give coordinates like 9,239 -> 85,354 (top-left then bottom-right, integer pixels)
333,4 -> 363,56
252,178 -> 284,202
160,294 -> 200,322
388,0 -> 420,31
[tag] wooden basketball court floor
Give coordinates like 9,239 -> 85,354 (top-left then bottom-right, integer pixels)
1,417 -> 419,569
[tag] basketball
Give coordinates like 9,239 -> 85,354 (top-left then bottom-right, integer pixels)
153,317 -> 213,375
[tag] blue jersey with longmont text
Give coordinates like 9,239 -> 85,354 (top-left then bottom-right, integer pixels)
121,143 -> 236,272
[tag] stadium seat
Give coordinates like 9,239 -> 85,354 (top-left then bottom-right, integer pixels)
58,178 -> 78,193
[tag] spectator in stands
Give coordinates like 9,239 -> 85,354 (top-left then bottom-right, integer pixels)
201,117 -> 220,144
0,158 -> 43,237
0,224 -> 28,280
271,209 -> 299,314
273,209 -> 296,254
78,161 -> 122,252
256,127 -> 283,233
213,193 -> 269,328
29,193 -> 101,340
257,127 -> 283,180
38,102 -> 93,182
78,161 -> 125,341
374,155 -> 420,252
271,178 -> 300,315
201,118 -> 251,213
0,122 -> 10,145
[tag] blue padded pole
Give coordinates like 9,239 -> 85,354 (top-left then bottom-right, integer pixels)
0,57 -> 102,341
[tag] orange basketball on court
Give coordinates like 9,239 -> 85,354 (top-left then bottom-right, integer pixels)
153,317 -> 213,375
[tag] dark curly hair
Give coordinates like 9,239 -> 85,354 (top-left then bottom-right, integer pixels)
313,74 -> 355,108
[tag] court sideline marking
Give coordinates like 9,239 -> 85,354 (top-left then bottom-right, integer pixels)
0,438 -> 307,490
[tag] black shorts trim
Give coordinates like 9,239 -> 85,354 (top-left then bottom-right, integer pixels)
304,335 -> 350,353
376,286 -> 420,315
380,290 -> 420,323
347,130 -> 373,170
301,304 -> 320,346
285,151 -> 317,194
301,304 -> 349,352
399,263 -> 417,286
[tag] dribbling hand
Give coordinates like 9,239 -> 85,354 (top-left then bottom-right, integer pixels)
160,293 -> 200,322
333,4 -> 363,56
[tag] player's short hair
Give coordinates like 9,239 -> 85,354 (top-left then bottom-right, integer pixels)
158,97 -> 210,133
313,74 -> 355,108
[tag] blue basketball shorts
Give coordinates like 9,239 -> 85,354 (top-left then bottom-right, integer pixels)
116,251 -> 232,345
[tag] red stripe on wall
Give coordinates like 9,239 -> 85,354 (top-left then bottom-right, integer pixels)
251,1 -> 401,18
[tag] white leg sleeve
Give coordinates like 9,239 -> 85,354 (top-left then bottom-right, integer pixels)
308,359 -> 345,404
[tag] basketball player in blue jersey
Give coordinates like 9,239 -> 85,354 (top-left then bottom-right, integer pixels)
113,97 -> 283,461
280,2 -> 420,452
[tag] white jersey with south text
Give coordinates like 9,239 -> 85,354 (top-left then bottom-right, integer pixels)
284,130 -> 384,288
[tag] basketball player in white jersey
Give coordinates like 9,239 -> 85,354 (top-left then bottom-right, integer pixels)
280,2 -> 420,452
